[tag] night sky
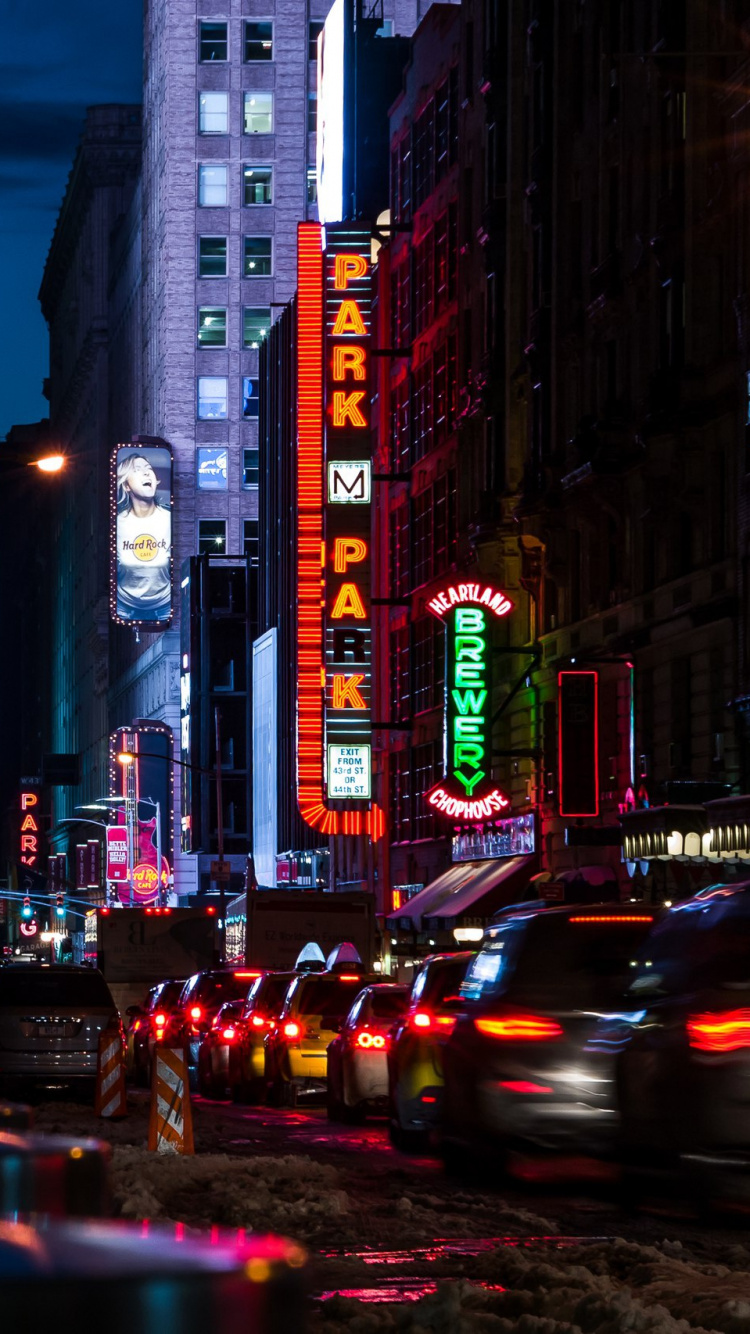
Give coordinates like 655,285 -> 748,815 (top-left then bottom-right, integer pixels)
0,1 -> 142,441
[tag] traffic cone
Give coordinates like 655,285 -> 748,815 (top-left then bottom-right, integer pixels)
94,1029 -> 127,1119
148,1045 -> 194,1155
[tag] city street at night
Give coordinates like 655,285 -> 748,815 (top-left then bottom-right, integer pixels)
28,1089 -> 750,1331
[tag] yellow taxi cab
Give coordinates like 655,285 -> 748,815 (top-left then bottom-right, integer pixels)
264,946 -> 382,1108
230,942 -> 327,1104
387,951 -> 474,1150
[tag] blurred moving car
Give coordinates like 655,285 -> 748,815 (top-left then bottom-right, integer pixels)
610,883 -> 750,1204
197,1000 -> 245,1098
172,968 -> 262,1086
0,963 -> 122,1091
264,948 -> 381,1107
130,978 -> 186,1086
387,952 -> 475,1150
440,904 -> 656,1172
327,983 -> 409,1123
229,971 -> 297,1104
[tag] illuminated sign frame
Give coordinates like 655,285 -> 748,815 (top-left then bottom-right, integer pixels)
19,789 -> 40,867
425,583 -> 513,824
295,222 -> 383,838
110,439 -> 174,630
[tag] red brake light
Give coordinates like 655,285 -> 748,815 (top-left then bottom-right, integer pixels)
355,1030 -> 386,1050
189,1005 -> 203,1021
569,915 -> 653,924
234,971 -> 260,979
410,1010 -> 432,1031
153,1012 -> 166,1027
251,1014 -> 267,1029
221,1026 -> 237,1041
687,1009 -> 750,1053
132,1019 -> 142,1032
474,1015 -> 564,1041
282,1021 -> 300,1040
338,974 -> 361,982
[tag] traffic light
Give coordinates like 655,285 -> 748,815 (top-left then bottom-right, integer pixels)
55,893 -> 65,919
21,897 -> 32,920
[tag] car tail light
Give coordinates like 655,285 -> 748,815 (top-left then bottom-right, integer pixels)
687,1009 -> 750,1053
408,1010 -> 456,1035
501,1080 -> 554,1094
474,1015 -> 563,1041
282,1021 -> 301,1040
569,915 -> 654,924
234,971 -> 261,979
338,974 -> 362,982
153,1012 -> 167,1027
189,1005 -> 203,1022
132,1019 -> 142,1032
221,1026 -> 237,1041
250,1013 -> 271,1029
355,1030 -> 386,1050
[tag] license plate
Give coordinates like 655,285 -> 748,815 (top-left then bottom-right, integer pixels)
38,1025 -> 65,1037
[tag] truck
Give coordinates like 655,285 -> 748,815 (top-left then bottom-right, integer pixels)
81,907 -> 219,1015
226,890 -> 376,971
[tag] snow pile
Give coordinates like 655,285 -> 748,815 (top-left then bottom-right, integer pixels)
312,1238 -> 750,1333
112,1144 -> 351,1232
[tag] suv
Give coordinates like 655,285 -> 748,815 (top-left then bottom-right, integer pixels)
0,964 -> 121,1090
264,967 -> 382,1107
440,904 -> 656,1171
229,971 -> 297,1104
172,968 -> 262,1085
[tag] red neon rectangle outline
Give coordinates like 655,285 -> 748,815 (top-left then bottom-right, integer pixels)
558,670 -> 599,818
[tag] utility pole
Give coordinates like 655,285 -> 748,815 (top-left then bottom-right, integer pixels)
214,705 -> 226,963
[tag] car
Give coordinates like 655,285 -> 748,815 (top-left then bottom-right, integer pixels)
130,978 -> 186,1086
171,967 -> 263,1086
439,903 -> 657,1174
229,971 -> 297,1104
0,963 -> 122,1091
387,952 -> 475,1150
327,982 -> 409,1123
197,999 -> 245,1098
610,883 -> 750,1205
264,953 -> 382,1107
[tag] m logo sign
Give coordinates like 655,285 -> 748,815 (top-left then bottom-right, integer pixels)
327,461 -> 371,503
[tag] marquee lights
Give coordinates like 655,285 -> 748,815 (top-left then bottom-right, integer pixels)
295,222 -> 384,836
424,583 -> 513,824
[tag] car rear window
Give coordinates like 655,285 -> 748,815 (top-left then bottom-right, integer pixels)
195,973 -> 255,1006
370,989 -> 409,1020
152,980 -> 183,1010
246,973 -> 292,1016
294,977 -> 369,1020
0,970 -> 114,1008
465,916 -> 653,1010
420,955 -> 473,1010
630,896 -> 750,998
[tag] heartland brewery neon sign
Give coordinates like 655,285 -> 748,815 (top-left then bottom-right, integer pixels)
425,583 -> 513,823
295,221 -> 384,838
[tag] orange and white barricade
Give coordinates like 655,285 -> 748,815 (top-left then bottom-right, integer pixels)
148,1046 -> 194,1155
94,1029 -> 127,1119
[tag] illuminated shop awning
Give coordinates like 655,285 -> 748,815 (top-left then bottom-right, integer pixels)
705,795 -> 750,861
386,856 -> 533,932
619,805 -> 708,861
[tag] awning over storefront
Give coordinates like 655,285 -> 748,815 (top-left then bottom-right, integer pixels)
386,856 -> 534,932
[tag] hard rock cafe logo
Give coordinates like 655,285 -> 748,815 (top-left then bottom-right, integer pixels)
123,534 -> 167,562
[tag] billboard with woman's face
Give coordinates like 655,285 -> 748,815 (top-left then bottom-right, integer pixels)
110,442 -> 173,628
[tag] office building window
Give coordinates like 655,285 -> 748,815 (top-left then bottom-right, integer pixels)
198,236 -> 227,277
199,91 -> 228,133
199,21 -> 227,61
243,165 -> 272,205
308,20 -> 324,60
242,377 -> 260,418
307,92 -> 317,134
198,519 -> 227,553
198,164 -> 228,206
198,307 -> 227,347
244,20 -> 273,60
306,168 -> 317,204
243,307 -> 270,348
243,236 -> 272,276
197,376 -> 228,419
196,447 -> 228,490
244,519 -> 260,565
244,91 -> 273,134
243,447 -> 259,486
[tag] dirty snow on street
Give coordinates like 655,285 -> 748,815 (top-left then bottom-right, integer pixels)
32,1091 -> 750,1332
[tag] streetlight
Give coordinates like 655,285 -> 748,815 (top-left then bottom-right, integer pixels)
32,454 -> 65,473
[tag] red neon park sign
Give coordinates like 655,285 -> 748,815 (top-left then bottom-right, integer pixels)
295,221 -> 383,838
425,582 -> 513,823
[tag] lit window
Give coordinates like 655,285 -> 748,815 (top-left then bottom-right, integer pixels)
307,91 -> 317,134
243,165 -> 273,205
198,236 -> 227,277
198,164 -> 228,206
197,376 -> 228,419
244,91 -> 273,134
244,519 -> 260,565
199,92 -> 228,133
243,447 -> 259,487
245,20 -> 273,61
243,307 -> 271,348
243,237 -> 272,276
196,447 -> 228,490
200,21 -> 227,61
306,168 -> 317,204
308,20 -> 324,60
242,377 -> 260,419
198,519 -> 227,553
198,307 -> 227,347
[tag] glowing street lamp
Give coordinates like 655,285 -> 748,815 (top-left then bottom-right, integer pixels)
32,454 -> 66,473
